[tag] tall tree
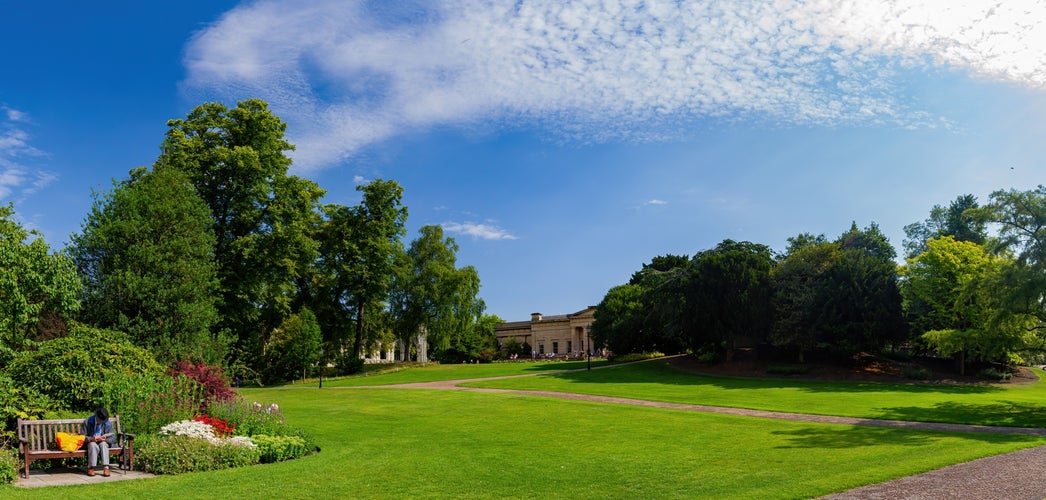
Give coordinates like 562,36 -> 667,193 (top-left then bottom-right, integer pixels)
770,242 -> 838,362
319,179 -> 407,359
69,166 -> 223,363
685,240 -> 775,360
901,236 -> 1028,373
591,284 -> 647,355
972,186 -> 1046,344
903,194 -> 986,259
0,204 -> 80,352
390,225 -> 487,361
156,99 -> 324,365
823,223 -> 905,354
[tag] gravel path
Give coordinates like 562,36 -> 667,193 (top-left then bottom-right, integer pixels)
363,371 -> 1046,499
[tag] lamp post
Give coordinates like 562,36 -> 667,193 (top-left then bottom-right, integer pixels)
586,324 -> 592,370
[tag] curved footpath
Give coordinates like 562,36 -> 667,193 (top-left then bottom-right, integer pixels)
364,367 -> 1046,499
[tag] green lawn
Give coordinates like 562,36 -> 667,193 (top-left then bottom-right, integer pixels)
5,386 -> 1044,499
306,359 -> 609,387
6,360 -> 1046,498
464,360 -> 1046,428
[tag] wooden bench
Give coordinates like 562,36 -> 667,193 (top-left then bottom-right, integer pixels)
16,416 -> 135,478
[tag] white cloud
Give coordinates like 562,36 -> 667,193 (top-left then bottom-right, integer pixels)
441,221 -> 517,241
183,0 -> 1046,172
0,108 -> 55,202
646,199 -> 668,206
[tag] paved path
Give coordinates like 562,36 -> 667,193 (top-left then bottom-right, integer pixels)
363,367 -> 1046,499
16,466 -> 154,488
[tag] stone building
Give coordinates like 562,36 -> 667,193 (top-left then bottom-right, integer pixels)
495,307 -> 596,358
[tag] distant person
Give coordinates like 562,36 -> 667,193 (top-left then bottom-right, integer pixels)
82,407 -> 115,477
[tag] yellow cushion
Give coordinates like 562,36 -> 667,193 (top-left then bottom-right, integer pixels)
55,432 -> 86,451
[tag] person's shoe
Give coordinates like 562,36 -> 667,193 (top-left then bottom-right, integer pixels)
103,467 -> 111,477
86,468 -> 95,477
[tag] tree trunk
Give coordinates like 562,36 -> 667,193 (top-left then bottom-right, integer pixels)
354,300 -> 365,358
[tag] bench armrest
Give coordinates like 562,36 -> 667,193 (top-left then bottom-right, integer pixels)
123,433 -> 135,442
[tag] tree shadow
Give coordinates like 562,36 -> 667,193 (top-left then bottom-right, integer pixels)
873,401 -> 1046,429
539,359 -> 1005,396
770,425 -> 1045,450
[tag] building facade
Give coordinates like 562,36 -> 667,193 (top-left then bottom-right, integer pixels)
495,307 -> 596,358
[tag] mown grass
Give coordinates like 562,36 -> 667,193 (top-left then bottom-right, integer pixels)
4,386 -> 1044,499
465,359 -> 1046,428
308,359 -> 608,387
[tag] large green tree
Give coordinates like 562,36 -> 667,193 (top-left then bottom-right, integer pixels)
591,283 -> 647,355
685,240 -> 775,360
69,166 -> 223,363
771,242 -> 838,362
903,194 -> 986,259
264,307 -> 322,383
318,179 -> 407,359
0,204 -> 81,352
972,186 -> 1046,349
156,99 -> 324,366
820,223 -> 905,355
390,225 -> 487,362
901,236 -> 1029,372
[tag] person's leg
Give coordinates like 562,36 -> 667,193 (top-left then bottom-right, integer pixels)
100,442 -> 111,475
87,442 -> 99,475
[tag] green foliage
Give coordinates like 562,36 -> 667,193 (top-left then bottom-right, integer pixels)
317,180 -> 407,359
264,308 -> 322,384
771,242 -> 838,362
206,397 -> 287,438
903,194 -> 986,259
978,368 -> 1012,381
593,284 -> 653,355
686,240 -> 775,359
0,447 -> 18,485
390,225 -> 489,362
612,352 -> 665,363
0,203 -> 81,349
250,434 -> 310,463
901,366 -> 932,380
337,356 -> 365,375
98,371 -> 205,435
905,237 -> 1030,370
766,365 -> 810,375
0,374 -> 59,434
68,166 -> 225,364
135,434 -> 260,474
6,325 -> 163,411
159,99 -> 324,376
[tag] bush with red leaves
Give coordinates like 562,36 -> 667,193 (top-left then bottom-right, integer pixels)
168,360 -> 236,410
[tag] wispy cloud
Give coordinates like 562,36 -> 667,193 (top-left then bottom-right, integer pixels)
442,221 -> 517,241
184,0 -> 1046,172
0,108 -> 54,202
646,199 -> 668,206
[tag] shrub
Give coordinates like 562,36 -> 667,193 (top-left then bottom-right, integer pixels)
614,352 -> 665,363
337,356 -> 365,376
251,434 -> 310,463
135,434 -> 260,475
766,365 -> 809,375
979,368 -> 1012,381
7,325 -> 164,411
207,397 -> 287,437
0,374 -> 61,434
168,360 -> 236,410
0,447 -> 18,485
98,371 -> 205,435
902,366 -> 932,380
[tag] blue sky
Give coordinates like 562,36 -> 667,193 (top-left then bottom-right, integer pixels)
4,1 -> 1046,321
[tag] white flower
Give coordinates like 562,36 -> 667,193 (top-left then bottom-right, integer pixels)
159,420 -> 216,441
226,436 -> 257,448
